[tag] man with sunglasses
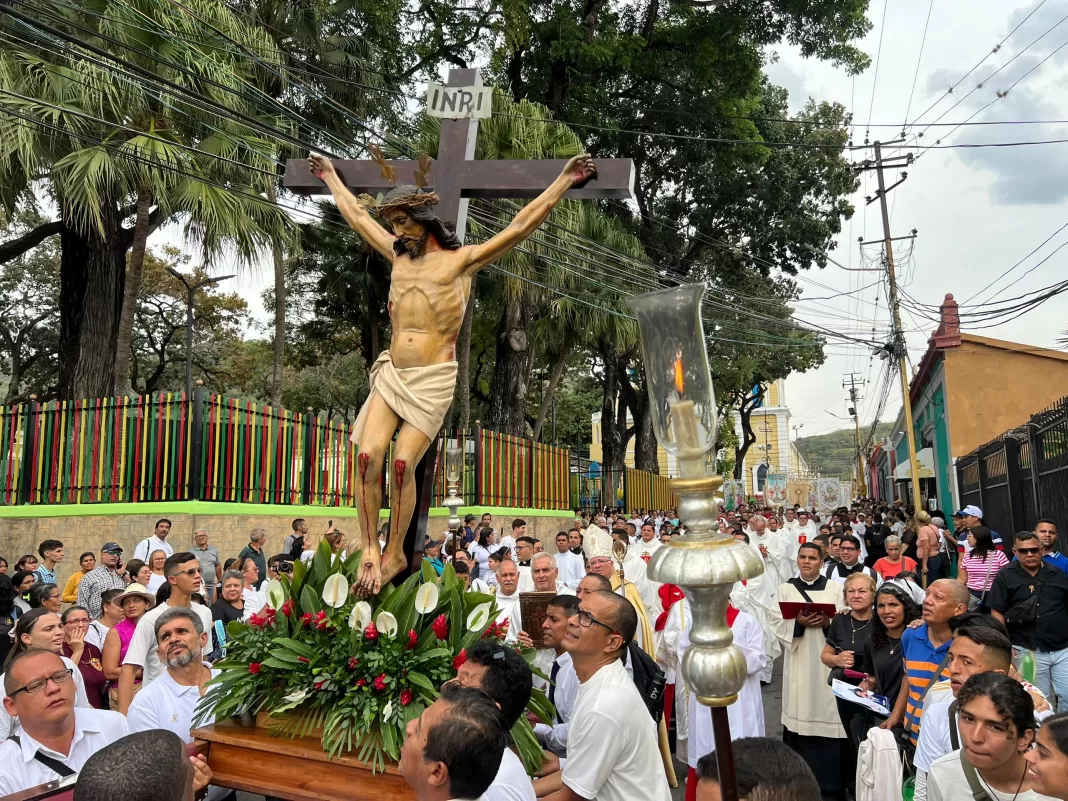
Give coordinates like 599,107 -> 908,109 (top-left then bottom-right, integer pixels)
77,541 -> 130,619
0,648 -> 128,795
989,530 -> 1068,712
117,552 -> 212,715
534,590 -> 671,801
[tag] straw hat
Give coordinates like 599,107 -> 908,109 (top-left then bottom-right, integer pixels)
118,583 -> 155,605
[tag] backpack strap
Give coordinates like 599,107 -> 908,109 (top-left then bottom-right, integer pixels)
948,700 -> 960,751
7,735 -> 77,778
958,749 -> 995,801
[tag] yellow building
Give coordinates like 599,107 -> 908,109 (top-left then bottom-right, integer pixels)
589,410 -> 674,474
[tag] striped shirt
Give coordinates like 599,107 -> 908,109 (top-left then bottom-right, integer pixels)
961,550 -> 1009,592
901,622 -> 952,744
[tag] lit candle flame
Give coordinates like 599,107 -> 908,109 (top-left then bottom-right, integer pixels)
674,348 -> 684,395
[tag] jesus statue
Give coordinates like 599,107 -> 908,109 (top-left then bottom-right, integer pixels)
307,152 -> 597,596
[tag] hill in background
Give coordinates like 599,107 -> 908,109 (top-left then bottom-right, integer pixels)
795,422 -> 895,479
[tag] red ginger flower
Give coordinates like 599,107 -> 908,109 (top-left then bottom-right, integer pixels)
400,689 -> 413,706
355,678 -> 368,688
452,649 -> 467,670
373,673 -> 388,692
280,600 -> 293,617
431,614 -> 448,640
248,662 -> 262,674
297,656 -> 310,664
300,613 -> 313,627
348,657 -> 360,670
314,610 -> 329,630
406,629 -> 419,649
364,622 -> 379,640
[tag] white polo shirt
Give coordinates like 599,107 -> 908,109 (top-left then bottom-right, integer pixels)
0,656 -> 91,742
122,601 -> 214,686
127,663 -> 220,742
482,744 -> 536,801
533,651 -> 579,756
0,708 -> 129,795
133,534 -> 174,563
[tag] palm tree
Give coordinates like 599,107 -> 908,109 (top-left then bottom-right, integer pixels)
0,0 -> 291,398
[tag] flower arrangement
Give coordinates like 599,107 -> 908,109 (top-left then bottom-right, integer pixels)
196,540 -> 553,773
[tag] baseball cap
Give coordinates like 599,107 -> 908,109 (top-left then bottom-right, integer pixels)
101,542 -> 123,553
953,505 -> 983,518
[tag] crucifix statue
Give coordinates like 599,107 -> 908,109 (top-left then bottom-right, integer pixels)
284,69 -> 634,596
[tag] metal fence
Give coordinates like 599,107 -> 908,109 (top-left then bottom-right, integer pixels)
955,396 -> 1068,538
0,390 -> 674,512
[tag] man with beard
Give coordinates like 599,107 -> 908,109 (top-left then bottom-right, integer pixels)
308,152 -> 598,597
127,608 -> 218,741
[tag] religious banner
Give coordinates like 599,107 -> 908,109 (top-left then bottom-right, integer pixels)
786,479 -> 816,509
765,473 -> 788,507
722,480 -> 745,511
817,477 -> 843,513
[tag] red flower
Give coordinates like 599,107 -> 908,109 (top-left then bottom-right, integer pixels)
400,689 -> 413,706
248,662 -> 262,674
373,673 -> 388,692
300,613 -> 313,627
348,657 -> 360,670
246,612 -> 264,628
452,649 -> 467,670
280,600 -> 293,617
364,622 -> 379,641
314,610 -> 329,631
431,614 -> 448,640
406,629 -> 419,649
355,678 -> 368,688
313,679 -> 327,691
297,656 -> 310,664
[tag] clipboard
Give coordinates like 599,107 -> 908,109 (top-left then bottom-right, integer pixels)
519,591 -> 557,646
778,601 -> 838,620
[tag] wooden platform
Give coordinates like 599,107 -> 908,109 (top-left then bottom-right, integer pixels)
192,718 -> 415,801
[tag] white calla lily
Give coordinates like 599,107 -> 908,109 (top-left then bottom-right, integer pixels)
375,610 -> 399,637
414,582 -> 439,615
321,573 -> 350,608
466,602 -> 492,632
264,579 -> 285,610
382,701 -> 393,720
348,601 -> 373,630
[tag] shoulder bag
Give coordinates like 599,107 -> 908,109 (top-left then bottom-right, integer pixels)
7,735 -> 77,778
967,556 -> 998,612
959,748 -> 995,801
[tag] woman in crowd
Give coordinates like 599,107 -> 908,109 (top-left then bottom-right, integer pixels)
915,511 -> 943,582
822,573 -> 876,798
1,609 -> 92,739
469,527 -> 493,579
210,570 -> 246,658
1027,712 -> 1068,798
11,570 -> 34,615
0,555 -> 7,574
0,575 -> 15,665
61,606 -> 107,708
873,535 -> 917,578
146,549 -> 168,594
124,558 -> 151,587
102,583 -> 153,708
240,559 -> 266,619
61,551 -> 97,603
958,526 -> 1009,607
28,582 -> 61,613
15,554 -> 38,573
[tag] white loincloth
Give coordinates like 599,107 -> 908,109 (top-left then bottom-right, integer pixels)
351,351 -> 458,443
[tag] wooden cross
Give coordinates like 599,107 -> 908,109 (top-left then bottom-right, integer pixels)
283,67 -> 635,577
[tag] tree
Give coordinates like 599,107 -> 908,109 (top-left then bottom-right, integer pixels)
0,0 -> 290,399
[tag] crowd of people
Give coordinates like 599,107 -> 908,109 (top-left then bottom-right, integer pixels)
3,502 -> 1068,801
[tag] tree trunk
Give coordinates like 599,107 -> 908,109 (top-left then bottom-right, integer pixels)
268,182 -> 285,409
733,390 -> 764,479
58,201 -> 127,400
455,287 -> 477,430
113,185 -> 153,395
598,346 -> 628,509
620,363 -> 658,473
531,337 -> 573,442
486,297 -> 534,435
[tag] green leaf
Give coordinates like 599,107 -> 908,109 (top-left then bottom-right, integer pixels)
342,548 -> 364,576
380,719 -> 400,761
301,584 -> 322,615
440,563 -> 458,592
311,538 -> 332,585
273,637 -> 317,659
262,656 -> 296,669
407,671 -> 435,691
420,559 -> 438,585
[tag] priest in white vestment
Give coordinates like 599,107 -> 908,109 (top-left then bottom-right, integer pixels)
775,541 -> 847,798
493,559 -> 524,643
633,522 -> 663,564
729,578 -> 782,684
553,532 -> 585,590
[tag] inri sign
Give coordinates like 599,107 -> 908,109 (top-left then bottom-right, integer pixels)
426,83 -> 493,120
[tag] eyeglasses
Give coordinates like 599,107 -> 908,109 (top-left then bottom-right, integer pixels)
1016,547 -> 1041,555
576,609 -> 621,637
63,618 -> 90,626
175,567 -> 203,577
103,550 -> 122,556
10,669 -> 73,697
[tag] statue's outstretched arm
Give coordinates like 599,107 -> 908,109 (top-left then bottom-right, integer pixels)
308,154 -> 396,261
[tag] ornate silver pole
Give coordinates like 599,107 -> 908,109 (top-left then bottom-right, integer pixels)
629,283 -> 764,801
443,444 -> 464,536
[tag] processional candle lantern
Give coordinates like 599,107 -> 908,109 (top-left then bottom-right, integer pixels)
629,283 -> 764,801
443,444 -> 464,535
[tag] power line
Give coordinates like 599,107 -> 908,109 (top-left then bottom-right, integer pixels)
902,0 -> 937,132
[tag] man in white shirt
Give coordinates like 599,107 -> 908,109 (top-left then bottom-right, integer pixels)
0,649 -> 129,795
532,552 -> 569,595
118,551 -> 213,714
554,531 -> 586,590
132,518 -> 174,562
453,640 -> 536,801
534,590 -> 672,801
494,559 -> 524,644
73,728 -> 214,801
398,682 -> 510,801
127,608 -> 219,741
533,594 -> 580,757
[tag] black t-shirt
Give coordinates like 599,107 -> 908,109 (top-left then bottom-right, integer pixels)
865,636 -> 905,703
988,562 -> 1068,651
210,599 -> 245,653
867,524 -> 891,565
826,613 -> 875,675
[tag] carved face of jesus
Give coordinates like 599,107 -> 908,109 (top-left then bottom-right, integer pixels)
384,208 -> 429,257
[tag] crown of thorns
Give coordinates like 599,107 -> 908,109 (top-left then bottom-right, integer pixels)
357,147 -> 439,214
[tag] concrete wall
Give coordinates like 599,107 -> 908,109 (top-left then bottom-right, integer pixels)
0,505 -> 577,593
945,337 -> 1068,458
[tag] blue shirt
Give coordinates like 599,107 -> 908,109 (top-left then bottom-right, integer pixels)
901,622 -> 952,743
33,565 -> 56,585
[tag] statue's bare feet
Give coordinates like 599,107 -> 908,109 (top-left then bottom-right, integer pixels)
380,548 -> 409,588
354,559 -> 382,598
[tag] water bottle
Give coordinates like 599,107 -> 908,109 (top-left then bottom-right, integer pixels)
1020,649 -> 1037,684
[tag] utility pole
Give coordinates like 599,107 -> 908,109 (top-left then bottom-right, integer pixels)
861,140 -> 923,515
842,373 -> 867,497
166,269 -> 236,396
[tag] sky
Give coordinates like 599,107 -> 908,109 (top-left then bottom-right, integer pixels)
770,0 -> 1068,443
195,0 -> 1068,445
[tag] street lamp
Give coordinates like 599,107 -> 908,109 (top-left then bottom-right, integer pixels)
166,268 -> 236,396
